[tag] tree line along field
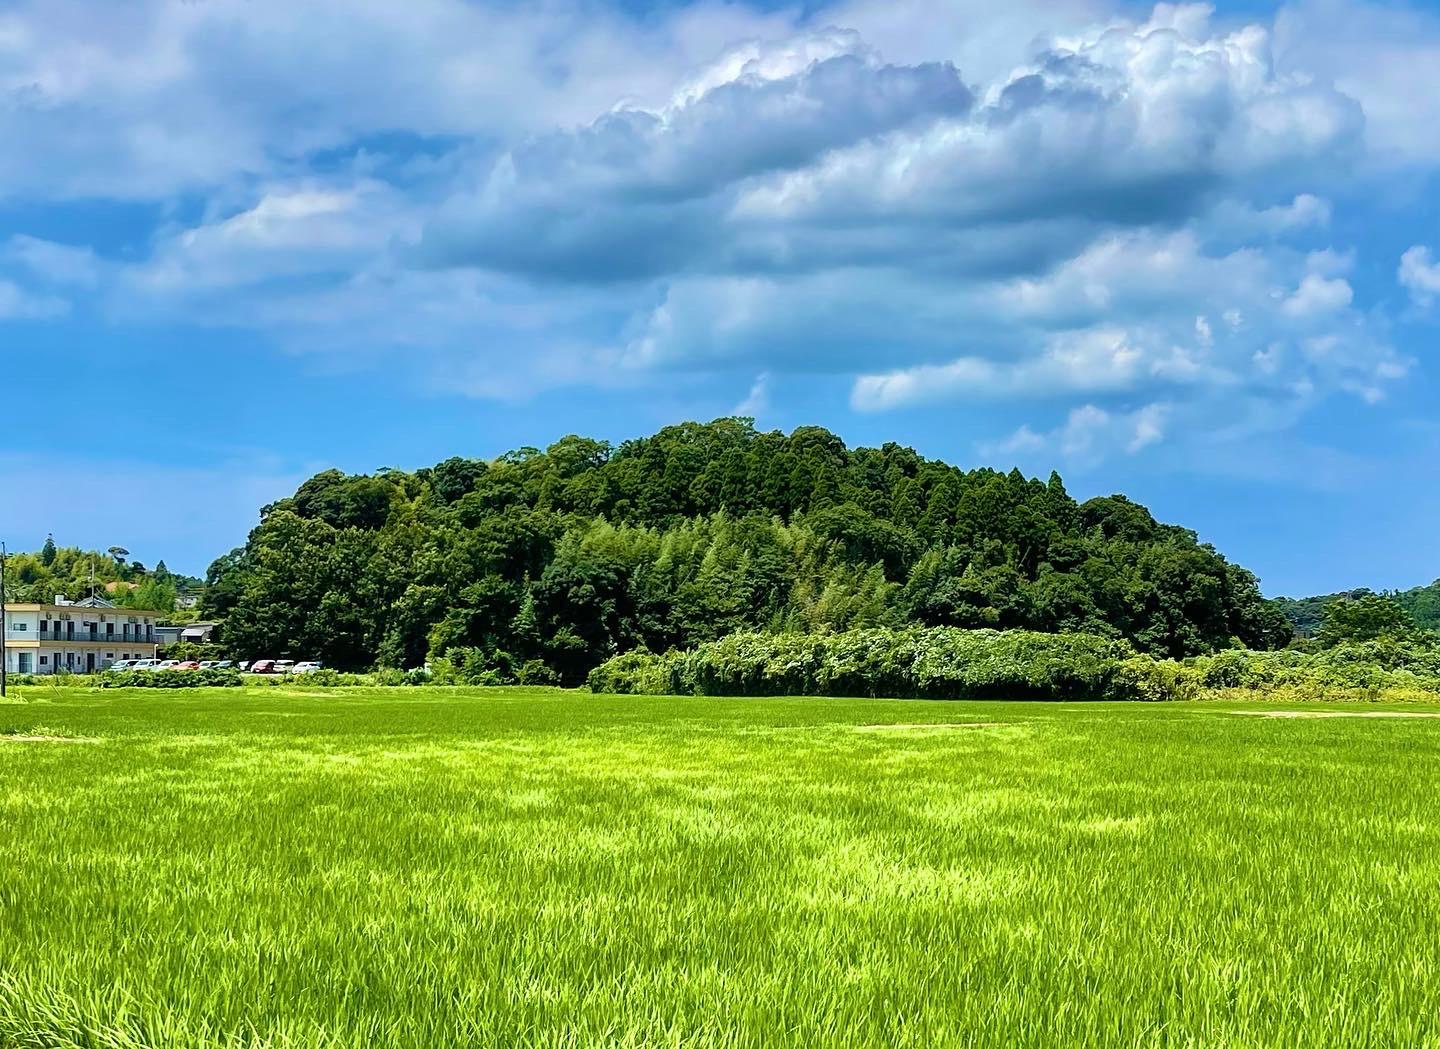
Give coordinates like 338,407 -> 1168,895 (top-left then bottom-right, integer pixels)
11,422 -> 1435,704
197,419 -> 1295,682
4,686 -> 1440,1047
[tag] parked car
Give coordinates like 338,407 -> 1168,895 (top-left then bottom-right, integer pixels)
237,661 -> 251,671
107,659 -> 137,672
249,660 -> 276,674
175,661 -> 201,671
156,660 -> 181,671
291,661 -> 324,675
214,661 -> 234,670
198,661 -> 217,669
273,660 -> 296,674
130,659 -> 160,671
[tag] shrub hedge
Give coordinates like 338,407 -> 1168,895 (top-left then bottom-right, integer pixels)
589,628 -> 1147,701
99,669 -> 245,688
587,628 -> 1440,702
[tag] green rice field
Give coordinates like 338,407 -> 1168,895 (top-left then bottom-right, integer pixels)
3,686 -> 1440,1047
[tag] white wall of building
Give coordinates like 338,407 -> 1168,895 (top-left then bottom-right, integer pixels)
3,605 -> 160,674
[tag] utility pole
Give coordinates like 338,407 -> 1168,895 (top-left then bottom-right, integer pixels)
2,541 -> 8,698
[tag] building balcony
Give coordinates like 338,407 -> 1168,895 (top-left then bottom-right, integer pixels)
26,629 -> 146,643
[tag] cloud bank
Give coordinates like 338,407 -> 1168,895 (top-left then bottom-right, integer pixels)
2,0 -> 1437,464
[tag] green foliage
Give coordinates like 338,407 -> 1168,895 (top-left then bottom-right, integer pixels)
243,669 -> 393,688
1185,639 -> 1440,698
1401,580 -> 1440,632
1276,580 -> 1440,638
1318,593 -> 1420,647
115,575 -> 178,612
208,420 -> 1291,676
99,669 -> 243,688
591,627 -> 1148,701
6,688 -> 1440,1047
1117,655 -> 1206,703
585,649 -> 674,695
590,627 -> 1440,703
157,641 -> 226,662
0,541 -> 198,608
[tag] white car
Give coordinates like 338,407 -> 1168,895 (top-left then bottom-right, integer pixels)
273,660 -> 296,674
198,661 -> 218,669
291,661 -> 324,675
108,659 -> 137,672
130,659 -> 160,671
156,660 -> 181,671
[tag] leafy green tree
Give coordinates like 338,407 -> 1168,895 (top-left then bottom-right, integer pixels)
1,542 -> 189,605
199,419 -> 1296,673
1318,593 -> 1417,647
118,576 -> 177,612
426,457 -> 487,505
200,549 -> 251,621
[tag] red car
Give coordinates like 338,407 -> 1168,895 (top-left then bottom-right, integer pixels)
249,660 -> 277,674
174,661 -> 202,671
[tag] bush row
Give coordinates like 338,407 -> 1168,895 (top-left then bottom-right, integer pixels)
4,667 -> 537,691
587,628 -> 1440,702
98,669 -> 245,688
424,651 -> 561,688
590,628 -> 1148,701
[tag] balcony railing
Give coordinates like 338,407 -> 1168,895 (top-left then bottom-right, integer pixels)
25,629 -> 147,642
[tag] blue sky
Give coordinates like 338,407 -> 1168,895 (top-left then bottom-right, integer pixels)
2,0 -> 1439,596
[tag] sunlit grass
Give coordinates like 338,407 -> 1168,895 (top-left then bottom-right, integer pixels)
3,687 -> 1439,1047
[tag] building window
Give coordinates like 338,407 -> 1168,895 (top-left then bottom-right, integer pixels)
18,653 -> 32,673
39,656 -> 48,666
11,623 -> 26,631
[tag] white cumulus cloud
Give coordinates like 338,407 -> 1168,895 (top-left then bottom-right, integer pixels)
1399,246 -> 1440,307
980,402 -> 1172,467
0,0 -> 1431,467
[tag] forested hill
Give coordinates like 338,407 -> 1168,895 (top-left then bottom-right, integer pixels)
1,541 -> 198,611
203,419 -> 1293,680
1276,581 -> 1440,637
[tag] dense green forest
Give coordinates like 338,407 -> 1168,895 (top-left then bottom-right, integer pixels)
1276,582 -> 1440,637
202,419 -> 1293,681
1,539 -> 197,612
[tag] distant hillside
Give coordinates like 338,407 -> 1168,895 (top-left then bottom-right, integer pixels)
205,418 -> 1293,677
1275,580 -> 1440,637
1,541 -> 200,612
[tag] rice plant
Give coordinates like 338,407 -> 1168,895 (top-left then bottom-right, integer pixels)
3,687 -> 1439,1047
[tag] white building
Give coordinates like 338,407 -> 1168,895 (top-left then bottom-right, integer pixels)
2,596 -> 162,675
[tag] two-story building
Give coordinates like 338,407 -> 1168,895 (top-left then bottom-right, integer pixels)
2,596 -> 162,675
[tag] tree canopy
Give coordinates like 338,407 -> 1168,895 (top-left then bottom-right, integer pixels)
0,543 -> 199,611
204,419 -> 1293,679
1317,593 -> 1420,647
1276,581 -> 1440,638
